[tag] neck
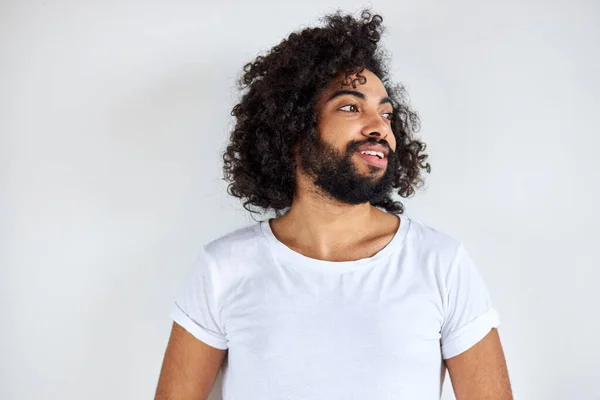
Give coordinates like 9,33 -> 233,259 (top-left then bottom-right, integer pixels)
272,173 -> 386,257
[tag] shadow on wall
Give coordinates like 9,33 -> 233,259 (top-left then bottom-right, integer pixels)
209,371 -> 224,399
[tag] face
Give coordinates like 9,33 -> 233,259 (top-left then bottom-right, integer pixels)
297,69 -> 399,205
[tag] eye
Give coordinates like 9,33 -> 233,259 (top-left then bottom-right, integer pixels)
382,112 -> 394,120
338,104 -> 359,113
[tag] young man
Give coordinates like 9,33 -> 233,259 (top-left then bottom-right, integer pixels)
155,10 -> 512,400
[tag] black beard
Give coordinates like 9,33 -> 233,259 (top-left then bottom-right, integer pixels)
298,134 -> 398,205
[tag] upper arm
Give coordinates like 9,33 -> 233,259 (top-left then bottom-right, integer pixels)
154,322 -> 227,400
445,328 -> 512,400
439,242 -> 512,398
155,246 -> 229,399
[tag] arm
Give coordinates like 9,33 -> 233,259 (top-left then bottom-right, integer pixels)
154,322 -> 227,400
445,328 -> 512,400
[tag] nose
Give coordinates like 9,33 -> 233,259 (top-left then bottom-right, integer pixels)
361,110 -> 391,142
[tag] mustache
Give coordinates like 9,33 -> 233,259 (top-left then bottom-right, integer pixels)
348,139 -> 393,154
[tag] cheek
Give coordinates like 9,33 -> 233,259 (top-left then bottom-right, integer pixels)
319,116 -> 359,140
315,122 -> 333,143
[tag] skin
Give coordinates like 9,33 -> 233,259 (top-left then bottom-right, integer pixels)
154,68 -> 513,399
445,328 -> 513,399
154,322 -> 226,400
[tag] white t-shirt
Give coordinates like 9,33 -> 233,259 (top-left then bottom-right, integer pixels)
170,213 -> 500,399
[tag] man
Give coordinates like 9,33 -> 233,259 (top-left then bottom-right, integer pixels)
155,9 -> 512,400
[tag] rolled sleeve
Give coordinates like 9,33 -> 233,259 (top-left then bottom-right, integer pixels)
170,247 -> 229,350
440,243 -> 500,359
170,302 -> 228,350
441,307 -> 500,359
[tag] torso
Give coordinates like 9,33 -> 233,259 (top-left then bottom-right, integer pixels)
216,213 -> 447,399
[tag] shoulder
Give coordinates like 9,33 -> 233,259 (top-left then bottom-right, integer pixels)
197,221 -> 269,283
403,215 -> 463,263
180,221 -> 268,306
402,215 -> 485,290
203,222 -> 264,260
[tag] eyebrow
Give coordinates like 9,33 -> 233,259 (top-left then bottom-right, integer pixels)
326,90 -> 393,106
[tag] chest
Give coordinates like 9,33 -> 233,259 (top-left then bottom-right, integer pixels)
218,263 -> 448,399
222,264 -> 445,362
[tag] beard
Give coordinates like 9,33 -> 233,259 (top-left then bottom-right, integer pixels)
297,133 -> 398,205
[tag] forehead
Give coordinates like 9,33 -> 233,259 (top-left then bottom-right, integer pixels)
323,69 -> 388,97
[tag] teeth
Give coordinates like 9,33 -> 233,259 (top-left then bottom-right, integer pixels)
360,150 -> 384,159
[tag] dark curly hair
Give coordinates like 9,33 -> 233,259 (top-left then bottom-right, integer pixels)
222,9 -> 431,218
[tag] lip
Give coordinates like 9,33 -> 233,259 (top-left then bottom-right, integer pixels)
356,152 -> 388,168
356,144 -> 389,157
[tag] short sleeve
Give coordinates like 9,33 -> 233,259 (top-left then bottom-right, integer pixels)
169,247 -> 229,350
440,242 -> 500,359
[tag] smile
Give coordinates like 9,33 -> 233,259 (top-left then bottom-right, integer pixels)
356,152 -> 388,168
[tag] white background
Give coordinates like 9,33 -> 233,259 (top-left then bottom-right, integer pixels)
2,0 -> 599,399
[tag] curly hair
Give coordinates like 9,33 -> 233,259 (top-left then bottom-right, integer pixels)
222,9 -> 431,218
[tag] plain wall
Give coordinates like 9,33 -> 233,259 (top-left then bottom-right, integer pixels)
2,0 -> 599,399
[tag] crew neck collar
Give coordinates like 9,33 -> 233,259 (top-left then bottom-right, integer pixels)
258,213 -> 411,273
